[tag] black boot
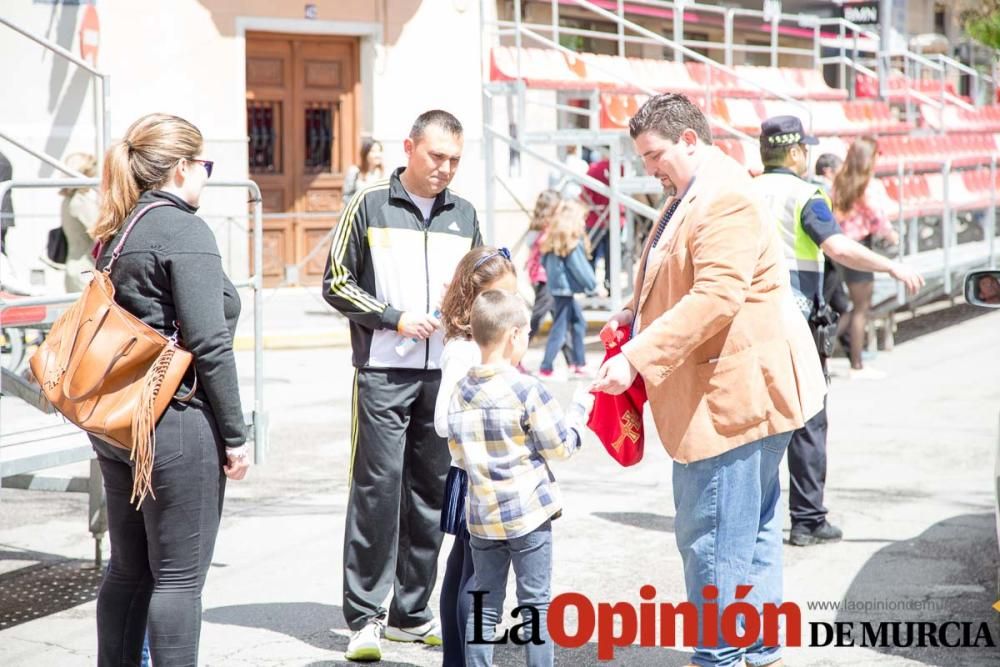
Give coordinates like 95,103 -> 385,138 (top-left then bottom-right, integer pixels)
789,520 -> 843,547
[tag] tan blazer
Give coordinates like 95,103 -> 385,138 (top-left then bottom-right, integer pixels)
622,147 -> 826,463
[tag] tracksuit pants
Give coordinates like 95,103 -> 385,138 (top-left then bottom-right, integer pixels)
342,367 -> 451,631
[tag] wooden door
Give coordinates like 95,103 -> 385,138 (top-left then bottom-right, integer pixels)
246,33 -> 359,285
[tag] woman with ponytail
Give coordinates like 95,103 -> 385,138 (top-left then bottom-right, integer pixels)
90,113 -> 247,666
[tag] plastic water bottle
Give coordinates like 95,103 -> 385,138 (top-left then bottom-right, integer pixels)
395,309 -> 441,356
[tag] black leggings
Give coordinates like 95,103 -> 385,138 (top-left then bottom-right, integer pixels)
93,401 -> 226,667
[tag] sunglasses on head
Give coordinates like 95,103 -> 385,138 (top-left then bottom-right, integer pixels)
191,159 -> 214,179
473,247 -> 511,271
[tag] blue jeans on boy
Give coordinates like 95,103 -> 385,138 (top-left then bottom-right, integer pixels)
465,520 -> 553,667
672,431 -> 793,667
541,296 -> 585,371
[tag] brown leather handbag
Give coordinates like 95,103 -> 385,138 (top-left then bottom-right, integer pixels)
30,201 -> 195,506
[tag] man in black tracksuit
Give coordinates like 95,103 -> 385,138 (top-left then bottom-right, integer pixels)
322,110 -> 481,662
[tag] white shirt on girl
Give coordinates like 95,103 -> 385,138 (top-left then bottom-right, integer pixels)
434,337 -> 481,441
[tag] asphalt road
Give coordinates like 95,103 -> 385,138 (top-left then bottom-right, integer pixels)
1,306 -> 999,666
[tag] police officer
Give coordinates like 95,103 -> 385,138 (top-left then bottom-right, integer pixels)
752,116 -> 923,546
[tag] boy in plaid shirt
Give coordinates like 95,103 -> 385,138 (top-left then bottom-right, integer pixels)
448,289 -> 591,666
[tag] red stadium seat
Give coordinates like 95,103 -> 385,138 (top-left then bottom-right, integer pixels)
599,93 -> 645,129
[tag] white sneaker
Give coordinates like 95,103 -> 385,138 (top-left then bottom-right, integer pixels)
345,618 -> 384,662
385,618 -> 443,646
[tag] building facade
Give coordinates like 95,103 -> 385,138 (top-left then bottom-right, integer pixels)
1,0 -> 993,290
1,0 -> 498,288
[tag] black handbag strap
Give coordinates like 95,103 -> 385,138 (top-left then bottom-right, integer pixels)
103,200 -> 173,274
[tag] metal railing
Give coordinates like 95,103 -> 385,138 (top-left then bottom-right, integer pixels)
548,0 -> 996,123
480,96 -> 658,311
0,17 -> 110,176
522,0 -> 815,135
0,178 -> 268,463
935,53 -> 994,106
610,0 -> 996,108
880,156 -> 998,301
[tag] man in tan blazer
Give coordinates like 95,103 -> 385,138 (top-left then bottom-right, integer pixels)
593,93 -> 826,667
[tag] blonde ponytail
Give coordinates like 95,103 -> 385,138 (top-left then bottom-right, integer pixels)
529,189 -> 561,232
540,199 -> 589,258
91,113 -> 204,243
92,142 -> 139,242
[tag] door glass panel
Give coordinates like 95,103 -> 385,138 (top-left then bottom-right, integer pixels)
248,100 -> 281,174
304,102 -> 338,174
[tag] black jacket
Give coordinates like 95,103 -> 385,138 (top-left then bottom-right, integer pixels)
96,190 -> 245,448
322,167 -> 482,369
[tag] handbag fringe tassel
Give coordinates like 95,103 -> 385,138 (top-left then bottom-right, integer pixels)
129,344 -> 177,507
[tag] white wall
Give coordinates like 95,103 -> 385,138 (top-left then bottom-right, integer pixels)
1,1 -> 102,290
1,0 -> 249,287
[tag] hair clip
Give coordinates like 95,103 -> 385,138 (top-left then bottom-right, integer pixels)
473,247 -> 511,271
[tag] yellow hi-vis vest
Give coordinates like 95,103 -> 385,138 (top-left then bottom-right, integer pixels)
752,170 -> 829,276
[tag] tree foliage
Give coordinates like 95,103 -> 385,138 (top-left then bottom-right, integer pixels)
963,1 -> 1000,49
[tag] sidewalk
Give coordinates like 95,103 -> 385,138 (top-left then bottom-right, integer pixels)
233,286 -> 351,350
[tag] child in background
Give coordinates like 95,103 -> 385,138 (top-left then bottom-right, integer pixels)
539,200 -> 596,378
435,246 -> 518,667
448,289 -> 591,667
525,190 -> 572,369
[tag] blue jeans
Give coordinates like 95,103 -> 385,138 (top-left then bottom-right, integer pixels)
466,521 -> 553,667
541,296 -> 585,371
672,431 -> 793,667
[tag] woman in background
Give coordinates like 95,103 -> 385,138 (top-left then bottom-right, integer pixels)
59,152 -> 99,292
342,137 -> 385,203
831,136 -> 899,379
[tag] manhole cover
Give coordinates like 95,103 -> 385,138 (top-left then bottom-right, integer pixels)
0,560 -> 102,629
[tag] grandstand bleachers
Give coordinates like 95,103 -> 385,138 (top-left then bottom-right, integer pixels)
490,46 -> 846,100
920,102 -> 1000,132
490,41 -> 1000,312
856,72 -> 970,106
598,93 -> 911,136
493,46 -> 999,215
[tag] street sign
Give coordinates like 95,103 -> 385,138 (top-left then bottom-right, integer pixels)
78,4 -> 99,66
840,1 -> 880,27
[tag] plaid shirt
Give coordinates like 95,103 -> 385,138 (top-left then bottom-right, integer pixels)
448,365 -> 584,540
